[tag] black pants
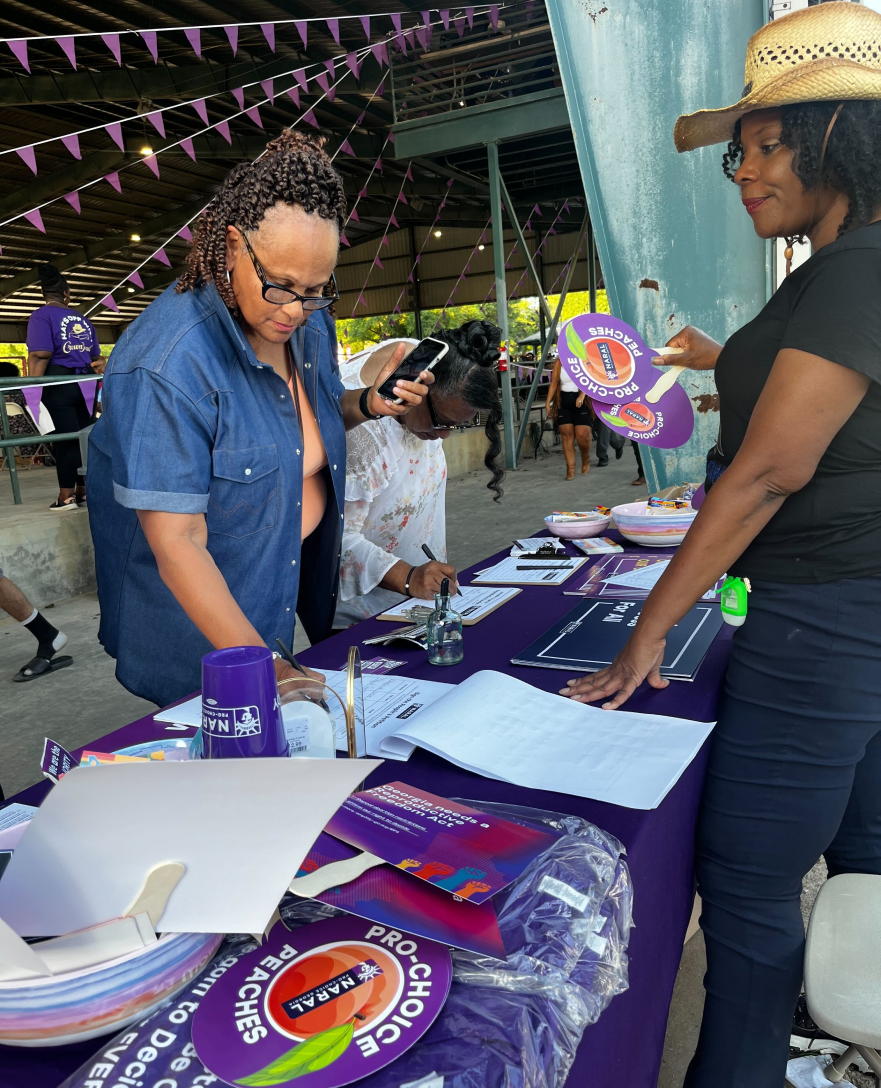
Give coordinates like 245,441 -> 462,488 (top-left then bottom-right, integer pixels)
41,365 -> 92,489
631,440 -> 643,477
592,419 -> 624,462
686,575 -> 881,1088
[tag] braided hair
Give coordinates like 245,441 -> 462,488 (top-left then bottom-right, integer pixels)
431,320 -> 505,501
722,101 -> 881,236
37,263 -> 68,301
177,129 -> 346,311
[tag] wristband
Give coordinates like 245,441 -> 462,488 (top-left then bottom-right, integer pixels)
359,386 -> 382,420
404,566 -> 417,596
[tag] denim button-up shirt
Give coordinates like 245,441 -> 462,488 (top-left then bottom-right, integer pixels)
89,282 -> 347,707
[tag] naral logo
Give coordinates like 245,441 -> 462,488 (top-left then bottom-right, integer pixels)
201,705 -> 262,737
395,704 -> 423,720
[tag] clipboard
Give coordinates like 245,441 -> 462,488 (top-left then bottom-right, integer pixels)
377,585 -> 521,625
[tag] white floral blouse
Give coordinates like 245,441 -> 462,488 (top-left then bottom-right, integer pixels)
334,341 -> 448,628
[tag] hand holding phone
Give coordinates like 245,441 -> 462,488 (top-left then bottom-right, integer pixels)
376,337 -> 449,403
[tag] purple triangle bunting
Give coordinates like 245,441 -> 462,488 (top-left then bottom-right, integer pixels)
390,213 -> 400,228
349,208 -> 360,222
185,28 -> 201,58
64,191 -> 81,214
398,192 -> 408,204
358,187 -> 367,198
224,25 -> 238,55
302,109 -> 318,128
105,172 -> 122,192
526,0 -> 535,20
381,235 -> 389,247
345,52 -> 360,79
374,157 -> 383,173
533,203 -> 542,215
140,30 -> 158,62
405,28 -> 417,49
326,18 -> 340,45
101,294 -> 118,313
315,73 -> 329,94
56,36 -> 76,68
143,154 -> 160,178
260,79 -> 274,104
245,106 -> 263,128
191,98 -> 209,126
102,32 -> 122,64
127,271 -> 144,288
294,69 -> 308,93
490,5 -> 500,28
22,385 -> 41,419
339,138 -> 355,156
61,133 -> 81,159
440,9 -> 450,29
16,146 -> 37,174
391,13 -> 402,32
147,111 -> 166,138
152,248 -> 171,267
374,256 -> 383,268
79,380 -> 98,416
405,165 -> 414,181
231,87 -> 245,110
466,7 -> 475,28
9,40 -> 29,73
324,58 -> 336,79
260,23 -> 275,51
216,119 -> 232,143
454,16 -> 466,37
286,87 -> 300,109
416,28 -> 429,50
421,10 -> 432,27
105,122 -> 124,151
340,233 -> 350,247
180,137 -> 196,161
356,110 -> 366,124
295,21 -> 308,47
359,15 -> 371,39
24,208 -> 45,233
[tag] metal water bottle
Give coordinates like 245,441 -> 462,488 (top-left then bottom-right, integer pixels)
427,578 -> 464,666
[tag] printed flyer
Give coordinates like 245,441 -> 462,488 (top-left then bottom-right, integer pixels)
324,782 -> 556,905
299,832 -> 506,958
192,916 -> 451,1088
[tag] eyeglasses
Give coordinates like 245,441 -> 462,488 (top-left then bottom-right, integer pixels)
425,389 -> 468,432
238,228 -> 339,311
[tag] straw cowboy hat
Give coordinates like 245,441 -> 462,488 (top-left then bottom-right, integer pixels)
674,2 -> 881,152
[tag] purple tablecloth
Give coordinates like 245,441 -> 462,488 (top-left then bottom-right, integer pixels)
0,537 -> 732,1088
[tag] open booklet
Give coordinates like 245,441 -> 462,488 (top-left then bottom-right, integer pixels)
328,669 -> 714,810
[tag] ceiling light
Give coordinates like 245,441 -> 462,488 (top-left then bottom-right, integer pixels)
130,233 -> 141,241
139,145 -> 153,156
434,229 -> 442,237
478,244 -> 485,251
127,286 -> 135,293
459,100 -> 465,107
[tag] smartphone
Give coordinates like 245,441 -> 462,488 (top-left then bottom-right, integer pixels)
376,337 -> 450,402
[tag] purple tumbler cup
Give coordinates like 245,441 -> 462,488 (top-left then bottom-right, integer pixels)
201,646 -> 288,759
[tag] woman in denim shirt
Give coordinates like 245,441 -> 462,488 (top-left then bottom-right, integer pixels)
89,130 -> 433,706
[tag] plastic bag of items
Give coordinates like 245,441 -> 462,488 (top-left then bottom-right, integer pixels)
60,807 -> 631,1088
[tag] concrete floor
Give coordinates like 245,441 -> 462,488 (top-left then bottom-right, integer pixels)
1,442 -> 858,1088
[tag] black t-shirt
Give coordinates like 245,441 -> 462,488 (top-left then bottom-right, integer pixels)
715,220 -> 881,583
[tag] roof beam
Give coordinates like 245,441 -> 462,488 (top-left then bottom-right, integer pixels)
0,150 -> 130,220
0,197 -> 208,301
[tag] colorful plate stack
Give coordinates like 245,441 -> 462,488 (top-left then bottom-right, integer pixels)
611,500 -> 697,547
0,931 -> 222,1047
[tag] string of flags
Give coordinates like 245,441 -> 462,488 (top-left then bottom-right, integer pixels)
340,130 -> 393,248
353,163 -> 416,312
3,7 -> 499,73
84,64 -> 394,317
433,222 -> 492,328
390,183 -> 457,316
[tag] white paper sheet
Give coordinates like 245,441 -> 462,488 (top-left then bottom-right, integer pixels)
320,671 -> 452,758
378,585 -> 520,623
381,670 -> 714,809
510,537 -> 566,556
0,758 -> 380,937
470,555 -> 587,586
0,804 -> 36,832
603,560 -> 670,591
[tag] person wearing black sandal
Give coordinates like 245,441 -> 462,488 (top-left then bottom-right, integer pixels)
0,569 -> 72,681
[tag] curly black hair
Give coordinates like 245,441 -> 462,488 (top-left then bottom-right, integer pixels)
177,129 -> 346,310
722,101 -> 881,236
432,320 -> 505,501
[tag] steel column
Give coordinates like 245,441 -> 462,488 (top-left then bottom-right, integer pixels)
514,212 -> 589,464
487,140 -> 515,470
408,225 -> 424,339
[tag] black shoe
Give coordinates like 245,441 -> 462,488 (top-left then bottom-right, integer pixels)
597,459 -> 609,467
790,995 -> 867,1068
615,445 -> 624,459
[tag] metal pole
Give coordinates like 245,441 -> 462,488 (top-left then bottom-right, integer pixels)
588,217 -> 597,312
514,212 -> 589,464
537,228 -> 546,354
0,395 -> 22,504
487,140 -> 515,470
408,225 -> 424,339
498,176 -> 554,328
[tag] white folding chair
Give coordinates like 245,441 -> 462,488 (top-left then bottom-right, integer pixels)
803,872 -> 881,1081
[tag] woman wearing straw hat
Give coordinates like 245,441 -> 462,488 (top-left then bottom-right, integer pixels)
561,4 -> 881,1083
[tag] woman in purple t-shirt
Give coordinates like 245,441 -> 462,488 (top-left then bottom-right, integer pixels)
26,264 -> 104,511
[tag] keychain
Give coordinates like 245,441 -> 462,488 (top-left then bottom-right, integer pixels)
720,575 -> 751,626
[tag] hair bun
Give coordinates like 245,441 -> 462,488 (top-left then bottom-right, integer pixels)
446,320 -> 502,368
37,263 -> 64,289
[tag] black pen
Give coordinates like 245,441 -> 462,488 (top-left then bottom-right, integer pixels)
421,542 -> 463,595
516,564 -> 574,570
274,637 -> 330,712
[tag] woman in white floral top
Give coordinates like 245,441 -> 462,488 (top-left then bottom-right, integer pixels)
334,320 -> 504,627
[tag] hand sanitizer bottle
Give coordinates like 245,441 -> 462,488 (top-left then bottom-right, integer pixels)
427,578 -> 464,666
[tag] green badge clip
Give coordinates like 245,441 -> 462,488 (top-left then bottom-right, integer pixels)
720,576 -> 751,627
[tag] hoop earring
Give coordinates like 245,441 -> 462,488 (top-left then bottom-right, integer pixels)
225,268 -> 231,284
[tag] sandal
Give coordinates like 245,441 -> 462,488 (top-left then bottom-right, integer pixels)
49,497 -> 77,512
13,655 -> 74,682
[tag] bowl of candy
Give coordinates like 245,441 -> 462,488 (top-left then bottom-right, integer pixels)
544,508 -> 612,539
611,497 -> 697,547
